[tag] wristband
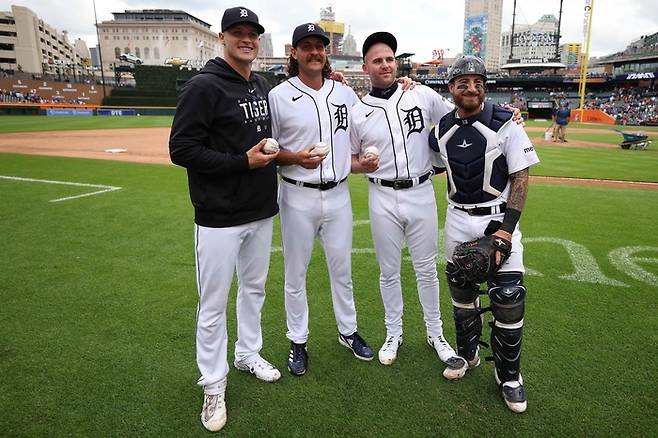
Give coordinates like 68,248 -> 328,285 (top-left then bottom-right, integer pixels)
500,208 -> 521,234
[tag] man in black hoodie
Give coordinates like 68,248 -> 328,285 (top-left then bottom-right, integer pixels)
169,6 -> 280,433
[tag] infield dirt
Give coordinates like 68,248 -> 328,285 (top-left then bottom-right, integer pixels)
1,126 -> 656,190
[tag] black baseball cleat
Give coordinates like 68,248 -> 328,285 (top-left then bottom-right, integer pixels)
287,341 -> 308,376
338,332 -> 374,361
495,369 -> 527,413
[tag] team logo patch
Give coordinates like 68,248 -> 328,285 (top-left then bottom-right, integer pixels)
239,9 -> 248,17
307,24 -> 315,32
402,106 -> 424,137
332,103 -> 348,132
457,139 -> 472,148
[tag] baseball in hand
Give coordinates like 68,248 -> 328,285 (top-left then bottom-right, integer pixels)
311,141 -> 330,157
263,138 -> 279,154
363,146 -> 380,159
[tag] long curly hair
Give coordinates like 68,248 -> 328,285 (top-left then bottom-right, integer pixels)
286,54 -> 333,79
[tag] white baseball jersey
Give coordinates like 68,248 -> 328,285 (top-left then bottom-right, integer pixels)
269,77 -> 362,344
270,77 -> 358,184
349,84 -> 455,340
350,84 -> 453,180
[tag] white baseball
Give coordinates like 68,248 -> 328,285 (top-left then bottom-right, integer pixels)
263,138 -> 279,154
363,145 -> 380,159
311,141 -> 330,157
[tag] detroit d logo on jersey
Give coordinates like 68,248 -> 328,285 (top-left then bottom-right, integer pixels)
402,106 -> 425,138
332,103 -> 348,133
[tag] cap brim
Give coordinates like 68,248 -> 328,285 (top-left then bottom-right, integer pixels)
293,34 -> 330,47
362,32 -> 397,59
223,20 -> 265,34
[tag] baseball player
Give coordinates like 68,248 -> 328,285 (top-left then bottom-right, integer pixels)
429,55 -> 539,413
349,32 -> 459,367
268,23 -> 374,376
169,7 -> 281,432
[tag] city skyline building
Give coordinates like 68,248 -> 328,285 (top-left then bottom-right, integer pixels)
500,14 -> 560,65
463,0 -> 503,72
0,5 -> 91,77
318,6 -> 345,55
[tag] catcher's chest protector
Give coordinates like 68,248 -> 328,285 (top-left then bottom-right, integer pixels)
437,103 -> 512,205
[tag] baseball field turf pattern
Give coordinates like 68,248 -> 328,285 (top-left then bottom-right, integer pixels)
0,153 -> 656,436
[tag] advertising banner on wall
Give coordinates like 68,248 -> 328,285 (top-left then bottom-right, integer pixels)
463,15 -> 487,60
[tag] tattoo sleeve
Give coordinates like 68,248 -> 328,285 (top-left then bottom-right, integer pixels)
507,168 -> 529,212
500,168 -> 529,233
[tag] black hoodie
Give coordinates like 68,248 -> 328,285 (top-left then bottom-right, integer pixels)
169,58 -> 278,227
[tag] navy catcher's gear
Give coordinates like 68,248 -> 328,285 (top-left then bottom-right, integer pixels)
488,271 -> 525,383
446,262 -> 483,363
453,235 -> 512,284
437,103 -> 513,205
447,55 -> 487,83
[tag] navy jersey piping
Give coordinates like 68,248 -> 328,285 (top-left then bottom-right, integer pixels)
361,101 -> 399,179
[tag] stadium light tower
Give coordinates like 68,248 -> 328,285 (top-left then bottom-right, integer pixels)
93,0 -> 107,96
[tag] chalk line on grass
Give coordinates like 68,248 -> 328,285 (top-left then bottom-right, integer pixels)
0,175 -> 122,202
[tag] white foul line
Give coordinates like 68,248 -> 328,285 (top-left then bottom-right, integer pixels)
0,175 -> 122,203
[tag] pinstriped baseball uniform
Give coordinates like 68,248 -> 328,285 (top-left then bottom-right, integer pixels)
350,83 -> 454,337
269,77 -> 361,343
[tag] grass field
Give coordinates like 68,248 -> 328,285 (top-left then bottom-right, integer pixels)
1,145 -> 657,436
0,115 -> 174,133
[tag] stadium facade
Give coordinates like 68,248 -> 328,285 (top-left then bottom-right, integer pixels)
96,9 -> 221,75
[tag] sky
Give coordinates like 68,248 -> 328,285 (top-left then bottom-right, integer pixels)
5,0 -> 657,61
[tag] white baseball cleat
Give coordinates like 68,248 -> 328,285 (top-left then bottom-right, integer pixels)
426,334 -> 458,363
201,392 -> 227,432
442,346 -> 481,380
378,335 -> 403,365
234,355 -> 281,382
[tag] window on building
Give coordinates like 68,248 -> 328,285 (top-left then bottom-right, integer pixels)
114,47 -> 120,58
154,47 -> 160,59
124,47 -> 130,54
144,47 -> 150,59
135,47 -> 140,57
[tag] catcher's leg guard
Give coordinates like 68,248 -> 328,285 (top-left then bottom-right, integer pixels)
446,262 -> 482,365
488,271 -> 525,384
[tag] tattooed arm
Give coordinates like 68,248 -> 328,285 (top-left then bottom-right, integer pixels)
493,168 -> 529,263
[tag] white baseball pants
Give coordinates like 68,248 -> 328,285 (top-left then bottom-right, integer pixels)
368,181 -> 444,337
279,181 -> 358,343
194,218 -> 273,394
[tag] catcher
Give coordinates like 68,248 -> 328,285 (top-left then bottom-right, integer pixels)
429,56 -> 539,413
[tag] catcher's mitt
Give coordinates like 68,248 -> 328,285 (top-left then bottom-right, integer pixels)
452,235 -> 512,284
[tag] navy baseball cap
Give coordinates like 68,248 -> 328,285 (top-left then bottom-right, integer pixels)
362,32 -> 397,60
292,23 -> 330,47
221,6 -> 265,34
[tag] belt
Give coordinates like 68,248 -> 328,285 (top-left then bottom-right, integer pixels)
368,171 -> 432,190
454,203 -> 506,216
281,176 -> 347,191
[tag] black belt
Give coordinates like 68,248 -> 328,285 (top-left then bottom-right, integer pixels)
368,171 -> 432,190
282,176 -> 347,191
454,203 -> 506,216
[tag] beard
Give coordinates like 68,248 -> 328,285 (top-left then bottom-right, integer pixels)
454,92 -> 485,113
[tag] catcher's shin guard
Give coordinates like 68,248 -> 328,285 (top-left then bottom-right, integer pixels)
488,271 -> 526,383
446,262 -> 482,363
